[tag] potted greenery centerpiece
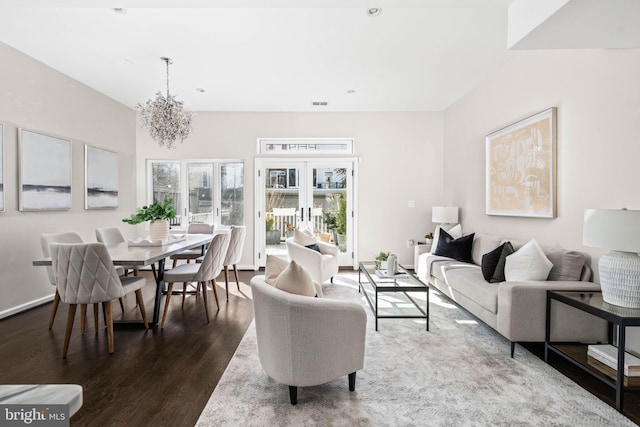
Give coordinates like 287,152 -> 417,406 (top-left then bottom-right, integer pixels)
122,198 -> 177,241
375,251 -> 390,270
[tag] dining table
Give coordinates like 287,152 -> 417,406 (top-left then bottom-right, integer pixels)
32,233 -> 216,327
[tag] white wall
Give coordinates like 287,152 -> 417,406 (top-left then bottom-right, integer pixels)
0,42 -> 136,317
444,48 -> 640,263
136,112 -> 445,268
444,48 -> 640,351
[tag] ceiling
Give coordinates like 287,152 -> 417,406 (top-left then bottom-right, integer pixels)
0,1 -> 637,113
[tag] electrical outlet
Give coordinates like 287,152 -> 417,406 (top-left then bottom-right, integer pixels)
407,239 -> 415,248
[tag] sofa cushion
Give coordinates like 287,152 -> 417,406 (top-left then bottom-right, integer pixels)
544,246 -> 586,281
481,242 -> 508,281
445,267 -> 499,314
472,234 -> 502,266
274,260 -> 316,297
432,224 -> 461,254
431,259 -> 476,284
265,254 -> 290,285
434,230 -> 475,263
504,239 -> 553,281
491,242 -> 515,283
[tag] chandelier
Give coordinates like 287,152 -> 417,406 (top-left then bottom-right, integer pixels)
137,57 -> 193,149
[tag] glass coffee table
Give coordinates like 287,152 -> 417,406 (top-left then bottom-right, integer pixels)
358,261 -> 429,331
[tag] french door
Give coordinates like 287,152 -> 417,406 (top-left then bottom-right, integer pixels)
256,158 -> 356,267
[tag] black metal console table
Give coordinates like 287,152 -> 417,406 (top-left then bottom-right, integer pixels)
545,290 -> 640,413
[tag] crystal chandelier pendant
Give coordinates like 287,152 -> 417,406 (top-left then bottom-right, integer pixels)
137,57 -> 193,149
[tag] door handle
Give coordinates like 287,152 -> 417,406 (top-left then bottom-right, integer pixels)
308,208 -> 311,222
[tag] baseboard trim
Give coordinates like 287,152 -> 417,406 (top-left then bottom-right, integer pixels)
0,294 -> 54,320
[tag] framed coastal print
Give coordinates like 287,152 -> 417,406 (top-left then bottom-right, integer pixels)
485,107 -> 557,218
0,124 -> 3,212
85,145 -> 118,209
19,129 -> 72,211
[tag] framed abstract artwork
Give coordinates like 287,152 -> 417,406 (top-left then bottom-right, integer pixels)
0,124 -> 3,212
85,145 -> 118,209
486,107 -> 557,218
19,129 -> 72,211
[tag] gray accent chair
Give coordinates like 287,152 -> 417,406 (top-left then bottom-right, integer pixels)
250,276 -> 367,405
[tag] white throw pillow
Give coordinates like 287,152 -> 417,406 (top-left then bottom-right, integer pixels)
504,239 -> 553,281
264,255 -> 289,285
293,228 -> 317,247
274,260 -> 316,297
431,224 -> 461,253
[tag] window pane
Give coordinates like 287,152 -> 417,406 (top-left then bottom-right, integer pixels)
221,162 -> 244,226
152,162 -> 182,227
188,164 -> 213,224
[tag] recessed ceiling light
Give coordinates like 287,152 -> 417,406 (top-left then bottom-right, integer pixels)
195,88 -> 205,93
347,89 -> 355,94
367,8 -> 382,17
113,8 -> 128,15
312,101 -> 328,106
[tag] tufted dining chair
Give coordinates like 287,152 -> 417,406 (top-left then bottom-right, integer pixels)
222,225 -> 246,300
50,242 -> 149,358
170,223 -> 214,268
161,232 -> 230,328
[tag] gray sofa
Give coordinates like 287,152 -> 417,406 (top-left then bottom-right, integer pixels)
416,234 -> 607,357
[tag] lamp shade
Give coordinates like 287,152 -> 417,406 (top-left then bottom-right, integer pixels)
583,209 -> 640,253
432,206 -> 459,224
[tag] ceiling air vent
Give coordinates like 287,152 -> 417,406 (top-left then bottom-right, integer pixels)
311,101 -> 328,106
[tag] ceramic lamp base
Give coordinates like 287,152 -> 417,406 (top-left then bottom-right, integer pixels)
599,251 -> 640,308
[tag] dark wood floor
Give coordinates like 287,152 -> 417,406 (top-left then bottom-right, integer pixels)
0,269 -> 255,427
1,269 -> 639,426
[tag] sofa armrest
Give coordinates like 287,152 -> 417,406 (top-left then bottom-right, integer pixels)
497,280 -> 607,343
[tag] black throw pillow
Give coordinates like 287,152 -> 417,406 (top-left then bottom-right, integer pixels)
305,243 -> 321,253
481,243 -> 507,282
433,230 -> 475,263
491,242 -> 515,283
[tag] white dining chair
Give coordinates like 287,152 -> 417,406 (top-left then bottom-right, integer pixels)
161,232 -> 230,328
170,223 -> 214,268
96,226 -> 160,281
50,242 -> 149,358
41,232 -> 83,330
222,225 -> 246,300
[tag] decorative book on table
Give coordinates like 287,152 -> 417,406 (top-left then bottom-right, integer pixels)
587,344 -> 640,376
375,270 -> 408,279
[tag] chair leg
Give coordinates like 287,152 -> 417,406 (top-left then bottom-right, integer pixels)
49,289 -> 60,329
331,276 -> 334,283
161,283 -> 174,329
348,372 -> 356,391
172,259 -> 178,268
103,301 -> 114,354
289,386 -> 297,405
224,265 -> 230,300
118,297 -> 125,313
63,304 -> 77,358
233,264 -> 241,291
182,282 -> 187,308
80,304 -> 87,334
151,263 -> 158,282
211,279 -> 220,310
200,282 -> 210,323
93,303 -> 99,334
135,289 -> 149,330
511,341 -> 516,358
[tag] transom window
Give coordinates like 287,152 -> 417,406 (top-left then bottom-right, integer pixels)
258,138 -> 354,155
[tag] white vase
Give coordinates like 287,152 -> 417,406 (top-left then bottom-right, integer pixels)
148,219 -> 170,241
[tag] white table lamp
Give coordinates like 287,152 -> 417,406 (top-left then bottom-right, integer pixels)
432,206 -> 459,225
583,208 -> 640,308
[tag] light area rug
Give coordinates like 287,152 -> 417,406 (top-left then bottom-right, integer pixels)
197,274 -> 636,426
